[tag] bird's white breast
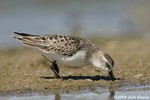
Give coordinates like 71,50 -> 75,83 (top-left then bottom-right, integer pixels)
42,51 -> 89,67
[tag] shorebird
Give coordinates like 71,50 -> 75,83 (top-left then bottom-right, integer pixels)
13,32 -> 115,80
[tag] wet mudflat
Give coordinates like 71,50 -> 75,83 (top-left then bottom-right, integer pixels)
0,38 -> 150,95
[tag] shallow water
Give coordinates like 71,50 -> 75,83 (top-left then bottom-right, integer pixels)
1,86 -> 150,100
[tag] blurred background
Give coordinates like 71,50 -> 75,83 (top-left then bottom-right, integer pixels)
0,0 -> 150,48
1,1 -> 150,99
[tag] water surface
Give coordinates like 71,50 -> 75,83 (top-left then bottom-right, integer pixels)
1,86 -> 150,100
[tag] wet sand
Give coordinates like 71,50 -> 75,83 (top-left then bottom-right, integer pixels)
0,38 -> 150,95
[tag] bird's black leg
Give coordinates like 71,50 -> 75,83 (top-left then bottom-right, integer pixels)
41,55 -> 62,79
50,61 -> 62,79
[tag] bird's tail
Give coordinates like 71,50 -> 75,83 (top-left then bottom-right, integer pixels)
12,32 -> 49,50
13,32 -> 40,42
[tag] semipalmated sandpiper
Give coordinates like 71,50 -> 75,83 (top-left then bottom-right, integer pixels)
13,32 -> 115,80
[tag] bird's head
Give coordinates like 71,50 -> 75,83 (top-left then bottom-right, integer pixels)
90,50 -> 115,80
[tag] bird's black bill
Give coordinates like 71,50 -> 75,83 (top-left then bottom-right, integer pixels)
108,70 -> 115,81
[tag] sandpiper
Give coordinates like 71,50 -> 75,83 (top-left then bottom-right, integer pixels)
13,32 -> 115,80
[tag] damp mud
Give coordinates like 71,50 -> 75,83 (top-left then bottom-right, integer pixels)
0,38 -> 150,95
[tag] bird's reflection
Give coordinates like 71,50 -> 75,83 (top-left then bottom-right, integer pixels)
53,85 -> 116,100
107,85 -> 115,100
55,93 -> 61,100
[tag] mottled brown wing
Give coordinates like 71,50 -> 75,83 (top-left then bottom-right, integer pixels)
42,34 -> 82,56
13,32 -> 82,56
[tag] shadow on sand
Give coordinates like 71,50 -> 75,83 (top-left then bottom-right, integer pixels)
40,75 -> 122,81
